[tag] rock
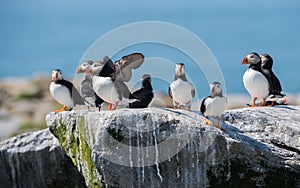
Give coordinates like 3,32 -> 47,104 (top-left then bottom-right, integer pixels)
0,129 -> 86,188
46,107 -> 300,187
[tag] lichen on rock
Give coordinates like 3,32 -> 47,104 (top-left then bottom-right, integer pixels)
45,107 -> 300,187
46,111 -> 101,188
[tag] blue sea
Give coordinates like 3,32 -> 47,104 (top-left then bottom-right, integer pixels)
1,0 -> 300,97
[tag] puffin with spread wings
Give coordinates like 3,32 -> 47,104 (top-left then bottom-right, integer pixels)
87,53 -> 144,110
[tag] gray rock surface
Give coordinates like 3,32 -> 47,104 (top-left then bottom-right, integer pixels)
0,129 -> 86,188
45,107 -> 300,187
224,106 -> 300,165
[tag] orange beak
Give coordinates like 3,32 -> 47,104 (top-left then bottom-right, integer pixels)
53,72 -> 58,81
86,66 -> 91,75
242,57 -> 249,65
76,67 -> 81,74
176,65 -> 182,75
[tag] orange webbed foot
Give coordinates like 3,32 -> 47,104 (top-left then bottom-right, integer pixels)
54,106 -> 67,113
108,103 -> 113,111
205,118 -> 214,126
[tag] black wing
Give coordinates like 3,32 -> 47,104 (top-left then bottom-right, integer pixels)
129,88 -> 152,100
59,80 -> 85,105
269,71 -> 282,94
129,89 -> 154,108
262,69 -> 282,94
200,96 -> 209,114
99,56 -> 115,77
168,86 -> 172,98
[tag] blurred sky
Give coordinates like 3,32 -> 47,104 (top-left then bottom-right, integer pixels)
0,0 -> 300,95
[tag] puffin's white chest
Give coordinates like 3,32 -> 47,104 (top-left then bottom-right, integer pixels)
204,96 -> 227,117
49,82 -> 74,108
170,79 -> 194,105
92,76 -> 119,104
243,69 -> 269,99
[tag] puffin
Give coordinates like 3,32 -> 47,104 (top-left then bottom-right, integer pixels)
260,54 -> 288,105
76,57 -> 115,110
169,63 -> 195,110
87,53 -> 144,110
200,82 -> 227,130
242,52 -> 269,107
129,74 -> 154,108
50,69 -> 85,112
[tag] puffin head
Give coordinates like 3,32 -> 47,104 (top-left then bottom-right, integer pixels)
76,60 -> 93,74
141,74 -> 152,89
142,74 -> 151,82
86,59 -> 106,76
52,69 -> 63,82
175,63 -> 186,76
260,54 -> 273,70
210,81 -> 223,97
242,52 -> 260,65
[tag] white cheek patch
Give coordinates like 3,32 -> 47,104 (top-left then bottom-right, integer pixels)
247,54 -> 260,64
181,68 -> 186,75
261,57 -> 267,63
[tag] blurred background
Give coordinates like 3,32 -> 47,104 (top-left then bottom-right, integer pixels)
1,0 -> 300,141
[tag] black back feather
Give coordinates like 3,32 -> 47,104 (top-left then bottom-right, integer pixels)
57,79 -> 85,105
200,96 -> 210,114
129,79 -> 154,108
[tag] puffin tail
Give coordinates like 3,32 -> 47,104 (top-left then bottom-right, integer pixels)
266,93 -> 288,106
118,98 -> 139,105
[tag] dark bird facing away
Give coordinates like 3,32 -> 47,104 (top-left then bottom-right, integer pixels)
260,54 -> 288,106
129,74 -> 154,108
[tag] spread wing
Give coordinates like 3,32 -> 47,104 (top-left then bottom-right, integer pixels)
112,53 -> 144,82
99,56 -> 115,77
113,81 -> 131,100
